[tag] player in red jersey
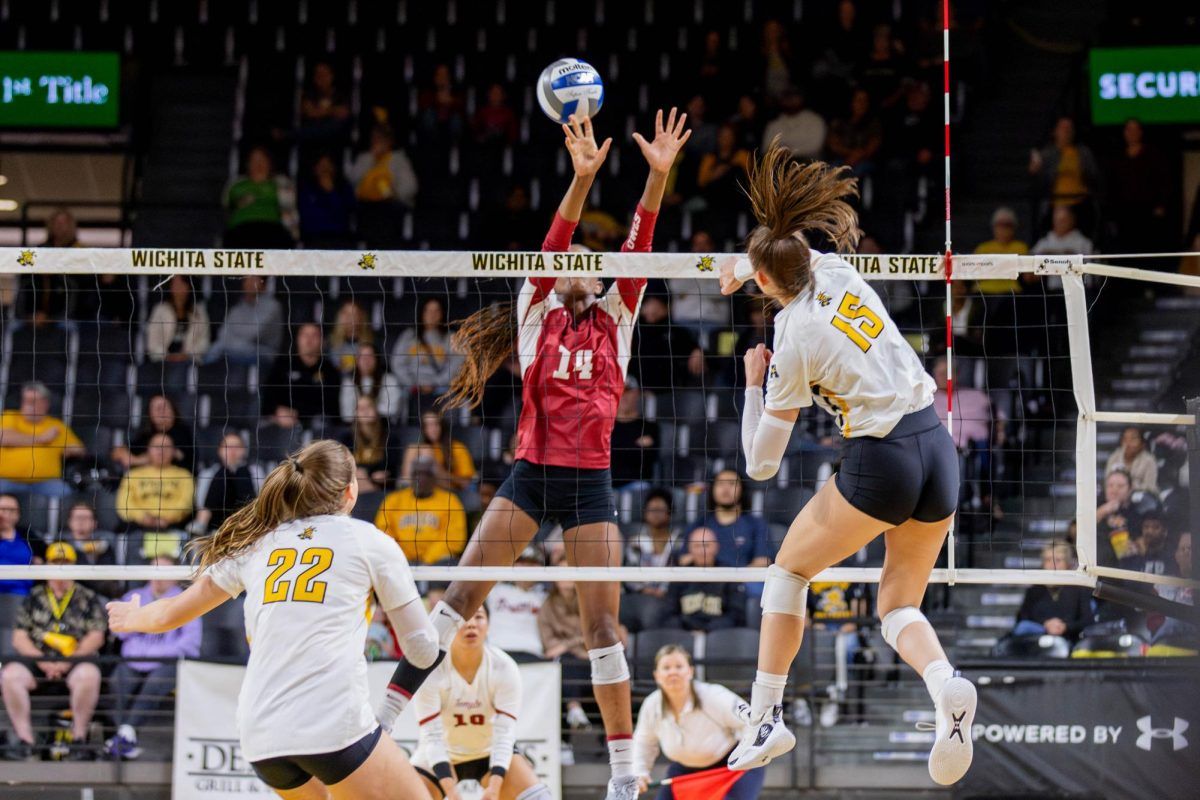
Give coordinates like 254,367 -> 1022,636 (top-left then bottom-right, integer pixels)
378,110 -> 690,800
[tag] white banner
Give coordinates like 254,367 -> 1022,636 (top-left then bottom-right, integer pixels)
173,660 -> 562,799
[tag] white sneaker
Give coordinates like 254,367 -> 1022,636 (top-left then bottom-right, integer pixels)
565,702 -> 592,730
791,698 -> 813,727
727,704 -> 796,771
925,675 -> 977,785
604,774 -> 639,800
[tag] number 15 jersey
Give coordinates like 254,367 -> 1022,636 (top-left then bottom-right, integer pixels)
765,250 -> 935,438
206,515 -> 419,761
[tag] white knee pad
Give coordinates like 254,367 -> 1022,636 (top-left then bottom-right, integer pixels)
515,784 -> 553,800
881,606 -> 928,651
759,563 -> 810,617
588,642 -> 630,686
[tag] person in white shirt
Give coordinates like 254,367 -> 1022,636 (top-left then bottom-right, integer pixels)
484,547 -> 547,659
633,645 -> 764,799
411,605 -> 550,800
762,90 -> 826,161
719,143 -> 975,786
1104,426 -> 1158,495
1031,205 -> 1095,256
105,440 -> 437,800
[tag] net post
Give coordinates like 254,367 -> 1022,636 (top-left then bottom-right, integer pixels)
1061,268 -> 1098,571
1187,397 -> 1200,582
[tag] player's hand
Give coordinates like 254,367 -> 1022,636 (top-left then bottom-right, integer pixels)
1044,618 -> 1067,636
563,114 -> 612,178
633,107 -> 692,175
718,257 -> 745,296
439,778 -> 462,800
744,344 -> 772,387
106,593 -> 143,634
480,775 -> 502,800
636,774 -> 652,794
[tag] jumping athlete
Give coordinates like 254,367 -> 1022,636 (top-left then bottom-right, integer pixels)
721,142 -> 975,786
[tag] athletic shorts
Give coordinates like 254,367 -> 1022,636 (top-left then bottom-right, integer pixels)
250,726 -> 381,790
413,755 -> 491,795
496,459 -> 618,531
835,405 -> 959,526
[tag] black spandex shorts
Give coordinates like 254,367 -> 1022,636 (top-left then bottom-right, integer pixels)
835,405 -> 960,526
250,726 -> 382,790
415,756 -> 490,795
496,459 -> 618,531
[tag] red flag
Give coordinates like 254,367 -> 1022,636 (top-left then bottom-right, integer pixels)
655,766 -> 744,800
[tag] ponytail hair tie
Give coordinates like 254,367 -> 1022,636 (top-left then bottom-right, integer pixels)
290,458 -> 304,474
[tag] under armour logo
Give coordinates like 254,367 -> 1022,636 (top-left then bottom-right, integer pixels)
1136,716 -> 1189,752
949,711 -> 966,743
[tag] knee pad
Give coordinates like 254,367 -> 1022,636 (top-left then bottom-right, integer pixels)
881,606 -> 928,651
588,642 -> 630,686
515,784 -> 553,800
759,563 -> 810,617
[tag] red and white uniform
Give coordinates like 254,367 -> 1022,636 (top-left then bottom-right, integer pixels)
513,205 -> 656,469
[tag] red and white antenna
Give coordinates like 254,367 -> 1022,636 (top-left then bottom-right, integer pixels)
942,0 -> 957,581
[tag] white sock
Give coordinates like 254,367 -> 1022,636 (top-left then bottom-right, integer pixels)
607,736 -> 634,779
923,659 -> 955,703
750,670 -> 788,717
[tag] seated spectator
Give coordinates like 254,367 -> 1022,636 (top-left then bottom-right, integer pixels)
610,383 -> 659,493
931,357 -> 993,451
261,323 -> 341,427
684,470 -> 772,571
223,146 -> 298,249
624,489 -> 682,601
1097,468 -> 1141,561
205,275 -> 285,367
391,297 -> 459,412
485,546 -> 547,660
538,553 -> 595,731
808,578 -> 873,727
1032,205 -> 1094,256
341,395 -> 402,489
1120,511 -> 1175,577
1,543 -> 106,760
111,394 -> 193,472
416,63 -> 466,144
1028,116 -> 1100,232
144,275 -> 210,364
193,432 -> 257,534
1012,544 -> 1094,641
350,123 -> 418,249
400,411 -> 476,492
1149,532 -> 1194,648
339,342 -> 402,423
758,20 -> 797,108
630,295 -> 705,391
0,382 -> 85,499
762,89 -> 826,161
115,433 -> 195,562
883,80 -> 938,180
972,206 -> 1030,294
296,61 -> 350,146
471,83 -> 518,147
665,527 -> 746,632
729,94 -> 765,152
298,153 -> 356,249
328,299 -> 375,374
694,30 -> 733,112
697,124 -> 751,221
374,458 -> 467,564
55,501 -> 122,600
0,494 -> 42,597
827,88 -> 883,177
663,231 -> 731,337
106,556 -> 201,760
857,23 -> 908,110
480,184 -> 541,251
1107,118 -> 1170,254
1105,426 -> 1158,495
10,208 -> 80,327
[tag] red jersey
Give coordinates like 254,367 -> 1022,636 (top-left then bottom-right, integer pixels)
513,205 -> 656,469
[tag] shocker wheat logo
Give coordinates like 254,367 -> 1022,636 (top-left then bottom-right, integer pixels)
16,249 -> 35,267
695,255 -> 715,272
358,252 -> 377,270
298,526 -> 316,540
817,291 -> 832,307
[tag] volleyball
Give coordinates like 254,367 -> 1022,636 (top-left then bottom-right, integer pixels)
536,58 -> 604,123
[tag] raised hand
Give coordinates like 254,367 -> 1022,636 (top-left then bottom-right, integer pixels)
562,113 -> 612,178
106,593 -> 143,634
719,257 -> 745,295
633,107 -> 692,175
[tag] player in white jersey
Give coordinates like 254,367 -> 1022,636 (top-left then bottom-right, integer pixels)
410,606 -> 549,800
720,142 -> 976,786
106,440 -> 439,799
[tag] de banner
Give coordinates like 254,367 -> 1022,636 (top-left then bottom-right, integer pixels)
963,667 -> 1199,798
172,660 -> 562,799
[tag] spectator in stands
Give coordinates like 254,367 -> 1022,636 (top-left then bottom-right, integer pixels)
349,123 -> 419,248
695,30 -> 733,112
610,383 -> 659,494
417,63 -> 465,144
391,296 -> 459,411
296,61 -> 350,146
827,88 -> 884,178
261,323 -> 341,427
825,0 -> 868,77
400,410 -> 476,492
1149,532 -> 1194,648
758,19 -> 797,108
697,124 -> 751,221
106,555 -> 201,760
1105,426 -> 1158,495
683,94 -> 718,161
339,342 -> 402,423
884,80 -> 938,181
808,578 -> 872,727
624,489 -> 681,603
205,275 -> 285,367
685,470 -> 772,573
0,382 -> 85,499
1028,116 -> 1100,233
341,395 -> 402,490
1120,511 -> 1175,577
1,543 -> 106,760
630,295 -> 705,391
0,494 -> 40,597
111,394 -> 193,472
663,231 -> 731,337
1098,467 -> 1143,562
472,83 -> 518,147
145,275 -> 210,364
945,278 -> 985,357
538,552 -> 598,731
193,432 -> 257,534
115,433 -> 195,562
1107,119 -> 1170,255
298,153 -> 356,249
1012,543 -> 1093,641
762,89 -> 826,162
223,146 -> 298,249
727,297 -> 770,389
931,357 -> 994,452
328,299 -> 376,374
729,94 -> 765,152
56,501 -> 122,600
12,208 -> 82,327
482,184 -> 541,251
973,206 -> 1030,295
1032,205 -> 1094,257
374,457 -> 467,564
633,645 -> 764,800
665,527 -> 746,632
485,546 -> 547,661
857,23 -> 908,110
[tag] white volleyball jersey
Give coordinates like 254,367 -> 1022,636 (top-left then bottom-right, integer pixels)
206,514 -> 419,761
411,644 -> 522,765
766,250 -> 935,438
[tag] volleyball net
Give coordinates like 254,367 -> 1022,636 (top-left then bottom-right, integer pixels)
0,246 -> 1195,592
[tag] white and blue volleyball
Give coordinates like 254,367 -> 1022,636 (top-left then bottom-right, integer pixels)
537,58 -> 604,123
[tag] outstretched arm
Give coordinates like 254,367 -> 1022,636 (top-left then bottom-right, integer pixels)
107,575 -> 231,634
630,107 -> 691,215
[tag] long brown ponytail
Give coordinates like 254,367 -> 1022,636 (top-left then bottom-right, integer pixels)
438,302 -> 516,410
189,439 -> 354,574
745,138 -> 861,298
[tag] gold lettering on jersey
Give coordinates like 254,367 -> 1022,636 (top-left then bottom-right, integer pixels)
129,249 -> 265,269
552,253 -> 604,272
470,253 -> 548,271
